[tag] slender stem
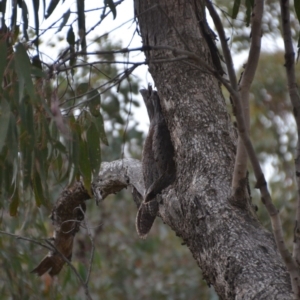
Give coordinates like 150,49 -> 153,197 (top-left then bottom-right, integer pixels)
234,0 -> 264,194
279,0 -> 300,297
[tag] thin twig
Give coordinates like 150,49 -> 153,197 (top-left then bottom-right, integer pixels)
0,230 -> 53,251
65,65 -> 140,112
74,206 -> 96,286
231,0 -> 264,192
44,240 -> 93,300
205,0 -> 237,90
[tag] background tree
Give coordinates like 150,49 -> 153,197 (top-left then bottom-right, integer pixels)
0,0 -> 300,299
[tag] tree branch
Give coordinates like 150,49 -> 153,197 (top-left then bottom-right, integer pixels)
229,88 -> 300,299
92,158 -> 144,206
232,0 -> 264,193
279,0 -> 300,292
205,0 -> 238,91
139,37 -> 300,297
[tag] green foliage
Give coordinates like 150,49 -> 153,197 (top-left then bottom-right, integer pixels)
0,1 -> 298,300
0,19 -> 210,298
232,0 -> 241,19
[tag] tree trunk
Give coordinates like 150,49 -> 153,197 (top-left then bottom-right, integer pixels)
133,0 -> 292,298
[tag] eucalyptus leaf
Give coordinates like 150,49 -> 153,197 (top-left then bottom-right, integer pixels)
21,1 -> 29,40
0,99 -> 10,153
105,0 -> 116,19
88,89 -> 101,117
91,114 -> 108,146
56,9 -> 71,33
245,0 -> 253,27
45,0 -> 59,18
0,41 -> 7,86
76,82 -> 89,95
232,0 -> 241,19
15,43 -> 36,103
87,122 -> 101,176
33,168 -> 45,207
295,0 -> 300,24
79,137 -> 92,192
9,186 -> 19,216
32,0 -> 40,46
67,26 -> 75,46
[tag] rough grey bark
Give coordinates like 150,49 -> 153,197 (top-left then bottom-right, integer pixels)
129,0 -> 293,298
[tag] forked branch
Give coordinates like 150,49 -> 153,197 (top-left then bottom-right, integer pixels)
141,34 -> 300,298
206,0 -> 263,200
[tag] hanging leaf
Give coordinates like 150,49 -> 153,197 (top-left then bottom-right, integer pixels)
45,0 -> 59,19
69,115 -> 80,183
245,0 -> 253,27
295,0 -> 300,24
9,187 -> 19,216
56,9 -> 71,33
35,144 -> 48,184
14,43 -> 36,103
67,26 -> 75,46
91,114 -> 108,145
76,82 -> 89,95
87,122 -> 101,176
10,2 -> 17,32
32,168 -> 45,207
32,0 -> 40,46
19,97 -> 35,190
77,0 -> 86,50
3,159 -> 13,196
232,0 -> 241,19
105,0 -> 116,19
0,98 -> 10,153
0,0 -> 7,14
19,95 -> 35,146
21,1 -> 29,40
0,40 -> 7,89
21,143 -> 33,190
79,137 -> 92,193
6,113 -> 18,164
88,89 -> 101,117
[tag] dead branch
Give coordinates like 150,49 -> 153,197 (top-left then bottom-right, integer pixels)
31,181 -> 90,277
92,158 -> 144,206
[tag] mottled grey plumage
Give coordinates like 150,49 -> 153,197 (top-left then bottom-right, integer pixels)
136,86 -> 176,238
